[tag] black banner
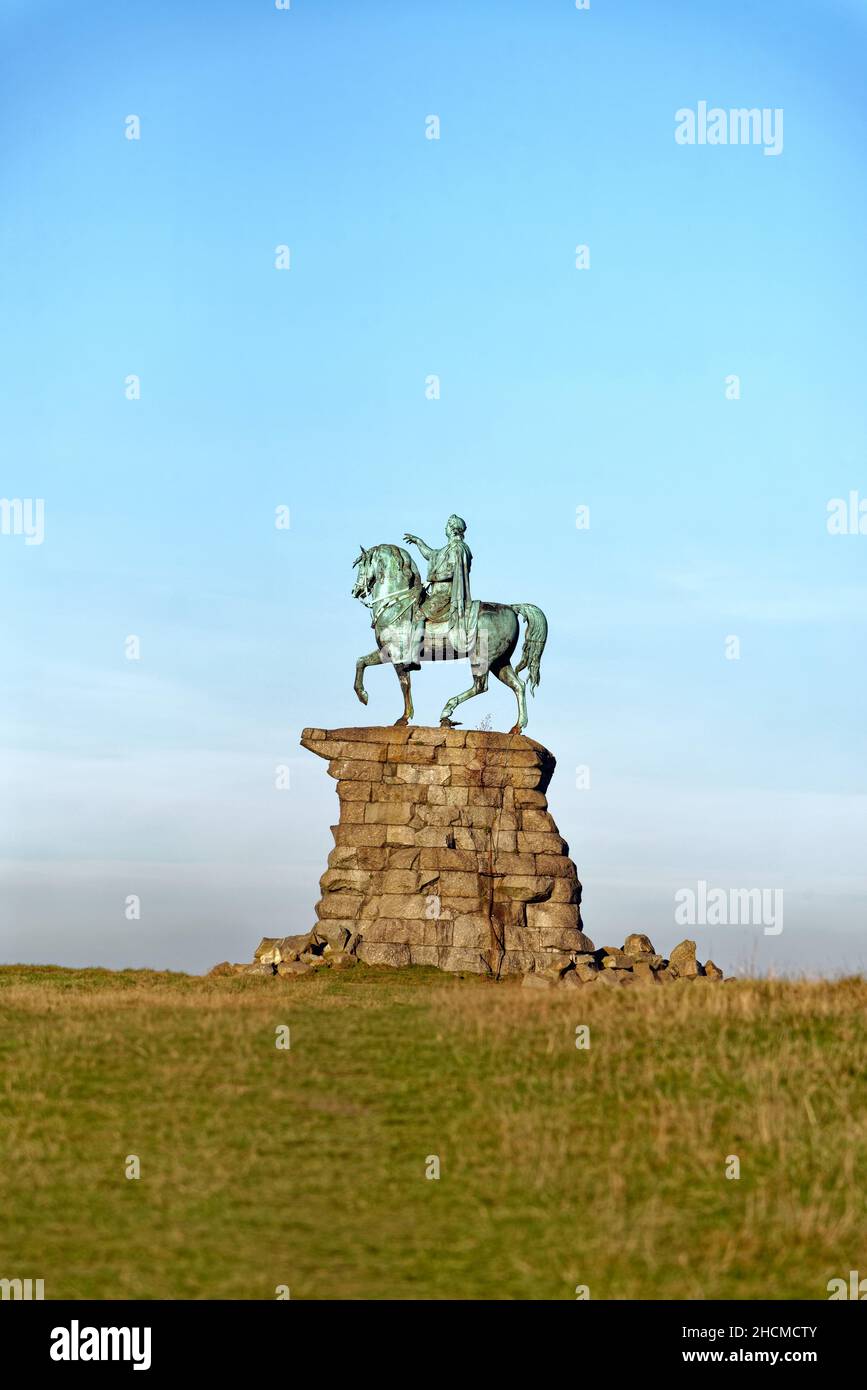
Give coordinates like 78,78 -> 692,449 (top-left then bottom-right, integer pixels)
1,1299 -> 862,1374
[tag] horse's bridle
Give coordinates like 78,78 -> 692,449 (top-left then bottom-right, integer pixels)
365,585 -> 417,623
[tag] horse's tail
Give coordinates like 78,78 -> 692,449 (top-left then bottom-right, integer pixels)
511,603 -> 548,694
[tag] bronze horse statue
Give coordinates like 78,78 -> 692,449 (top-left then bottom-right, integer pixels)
351,542 -> 547,733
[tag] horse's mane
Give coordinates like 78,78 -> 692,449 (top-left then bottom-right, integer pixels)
369,543 -> 422,589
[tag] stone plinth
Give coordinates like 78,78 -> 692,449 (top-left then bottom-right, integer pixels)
300,725 -> 592,976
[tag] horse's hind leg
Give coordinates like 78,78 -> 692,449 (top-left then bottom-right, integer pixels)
394,663 -> 414,726
439,671 -> 488,728
492,660 -> 527,734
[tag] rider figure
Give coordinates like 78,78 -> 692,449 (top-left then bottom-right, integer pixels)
403,516 -> 473,643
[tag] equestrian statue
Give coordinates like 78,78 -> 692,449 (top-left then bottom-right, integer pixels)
351,514 -> 548,733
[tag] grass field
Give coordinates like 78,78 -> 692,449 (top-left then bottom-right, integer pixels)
1,964 -> 865,1301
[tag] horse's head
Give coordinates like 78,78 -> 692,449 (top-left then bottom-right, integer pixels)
351,543 -> 376,601
353,543 -> 421,605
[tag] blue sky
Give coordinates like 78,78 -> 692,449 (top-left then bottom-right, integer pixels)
1,0 -> 866,975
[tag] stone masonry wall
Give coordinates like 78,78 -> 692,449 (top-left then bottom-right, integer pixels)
300,725 -> 594,976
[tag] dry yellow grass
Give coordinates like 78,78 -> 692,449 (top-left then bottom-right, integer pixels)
1,964 -> 864,1299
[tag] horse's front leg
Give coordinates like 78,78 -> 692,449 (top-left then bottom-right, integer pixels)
393,663 -> 414,726
354,648 -> 382,705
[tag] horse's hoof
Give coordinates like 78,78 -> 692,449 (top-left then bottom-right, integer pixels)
507,722 -> 523,736
393,716 -> 409,727
440,717 -> 462,729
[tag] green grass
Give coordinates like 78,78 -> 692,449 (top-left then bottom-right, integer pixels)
1,964 -> 865,1300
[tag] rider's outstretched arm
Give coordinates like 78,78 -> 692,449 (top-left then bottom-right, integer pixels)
408,535 -> 435,561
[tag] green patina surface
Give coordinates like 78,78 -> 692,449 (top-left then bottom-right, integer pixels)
351,516 -> 548,732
